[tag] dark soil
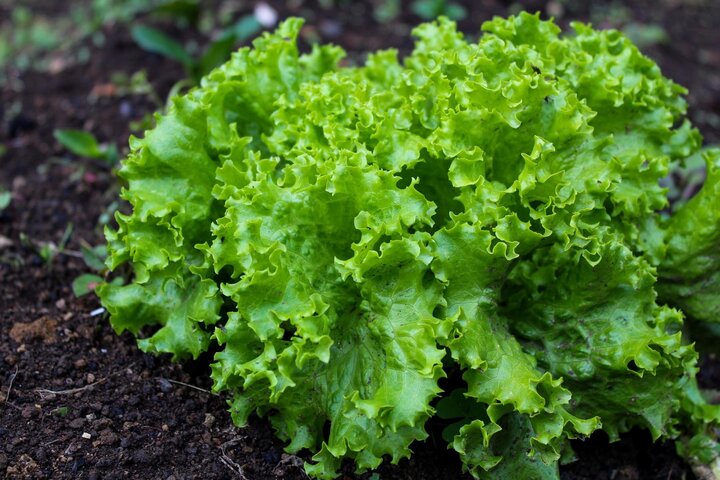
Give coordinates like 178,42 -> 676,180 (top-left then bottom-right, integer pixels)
1,1 -> 718,479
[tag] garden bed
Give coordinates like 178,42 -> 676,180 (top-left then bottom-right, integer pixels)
1,1 -> 719,478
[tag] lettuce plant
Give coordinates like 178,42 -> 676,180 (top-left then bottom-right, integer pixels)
98,13 -> 720,479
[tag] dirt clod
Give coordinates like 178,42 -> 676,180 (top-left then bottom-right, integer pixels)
21,407 -> 39,419
94,429 -> 118,447
9,317 -> 58,344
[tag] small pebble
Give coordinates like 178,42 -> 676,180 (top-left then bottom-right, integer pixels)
254,2 -> 277,27
133,448 -> 154,464
157,378 -> 173,393
203,413 -> 215,428
547,1 -> 564,17
96,429 -> 118,446
119,101 -> 133,118
35,448 -> 47,462
69,418 -> 85,429
319,20 -> 343,38
21,406 -> 37,419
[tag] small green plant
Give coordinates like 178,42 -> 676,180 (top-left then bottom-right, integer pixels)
81,244 -> 108,271
0,0 -> 202,85
373,0 -> 401,24
54,129 -> 118,165
131,25 -> 194,67
51,406 -> 69,417
412,0 -> 467,21
131,14 -> 262,84
21,223 -> 73,268
97,201 -> 120,228
0,188 -> 10,211
150,0 -> 200,26
73,244 -> 123,297
72,274 -> 105,297
105,70 -> 162,106
99,14 -> 720,480
621,22 -> 669,48
1,6 -> 61,71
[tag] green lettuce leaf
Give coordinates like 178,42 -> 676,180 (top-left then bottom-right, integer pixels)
659,149 -> 720,322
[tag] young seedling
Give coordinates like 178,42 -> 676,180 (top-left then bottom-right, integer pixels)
53,129 -> 118,166
0,188 -> 10,211
131,13 -> 262,85
20,223 -> 74,269
412,0 -> 467,21
72,243 -> 123,297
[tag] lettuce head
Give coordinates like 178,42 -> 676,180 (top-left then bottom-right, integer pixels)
98,13 -> 720,479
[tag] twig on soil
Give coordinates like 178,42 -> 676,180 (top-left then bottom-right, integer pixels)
274,454 -> 310,479
158,377 -> 219,396
3,365 -> 19,406
35,378 -> 109,399
220,456 -> 248,479
63,441 -> 77,456
34,361 -> 137,399
4,401 -> 21,411
58,249 -> 84,258
43,436 -> 68,447
219,438 -> 249,479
